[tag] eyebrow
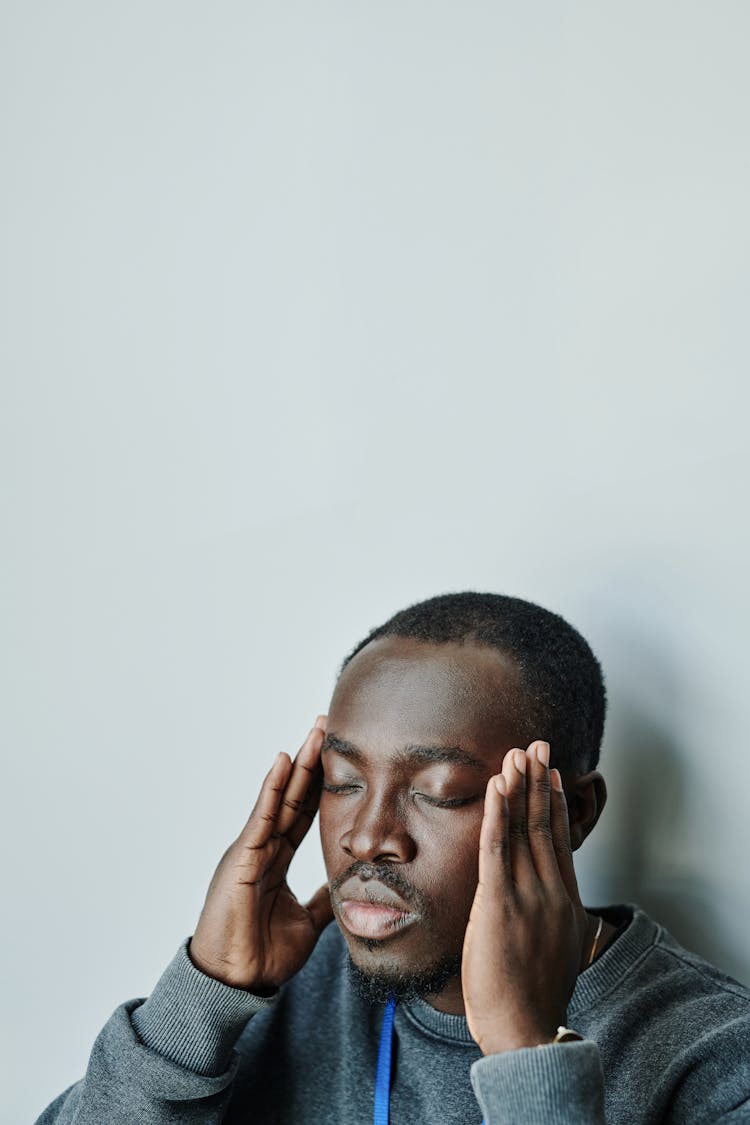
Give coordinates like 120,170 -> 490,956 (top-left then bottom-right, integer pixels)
321,733 -> 486,771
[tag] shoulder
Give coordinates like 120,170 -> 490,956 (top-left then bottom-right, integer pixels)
579,903 -> 750,1012
639,907 -> 750,1008
577,904 -> 750,1120
574,904 -> 750,1055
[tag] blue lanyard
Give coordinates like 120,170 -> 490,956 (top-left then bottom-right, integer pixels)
373,995 -> 396,1125
374,996 -> 485,1125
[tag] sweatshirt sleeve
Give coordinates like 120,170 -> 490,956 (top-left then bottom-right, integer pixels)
34,938 -> 275,1125
470,1040 -> 606,1124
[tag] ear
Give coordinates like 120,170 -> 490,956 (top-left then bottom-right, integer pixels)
564,771 -> 607,851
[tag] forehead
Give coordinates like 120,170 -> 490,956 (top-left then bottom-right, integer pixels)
328,636 -> 519,755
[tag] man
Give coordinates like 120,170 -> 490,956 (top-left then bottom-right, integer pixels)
37,592 -> 750,1123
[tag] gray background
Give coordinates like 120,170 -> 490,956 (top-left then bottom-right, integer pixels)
2,4 -> 749,1122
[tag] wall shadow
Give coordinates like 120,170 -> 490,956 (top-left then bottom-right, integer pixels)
579,699 -> 749,987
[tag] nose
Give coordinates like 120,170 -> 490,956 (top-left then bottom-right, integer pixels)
339,790 -> 416,865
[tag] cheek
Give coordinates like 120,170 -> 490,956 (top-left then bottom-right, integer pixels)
423,818 -> 483,904
413,814 -> 481,893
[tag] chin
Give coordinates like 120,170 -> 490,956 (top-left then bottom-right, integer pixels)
344,942 -> 462,1006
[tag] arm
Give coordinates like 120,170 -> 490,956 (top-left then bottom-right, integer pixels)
35,942 -> 270,1125
35,719 -> 333,1124
462,742 -> 606,1125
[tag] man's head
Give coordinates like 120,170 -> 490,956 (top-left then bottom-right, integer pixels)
318,591 -> 608,1009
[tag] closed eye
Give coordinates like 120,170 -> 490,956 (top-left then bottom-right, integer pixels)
414,793 -> 482,809
321,784 -> 481,808
321,782 -> 361,794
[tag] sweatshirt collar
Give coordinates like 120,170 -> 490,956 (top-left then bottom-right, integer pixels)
400,903 -> 652,1043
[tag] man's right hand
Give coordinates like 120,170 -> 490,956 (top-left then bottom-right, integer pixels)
189,716 -> 333,993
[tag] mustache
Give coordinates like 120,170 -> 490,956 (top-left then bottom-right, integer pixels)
329,862 -> 424,910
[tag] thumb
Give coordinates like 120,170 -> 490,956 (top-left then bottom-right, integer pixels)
305,883 -> 334,936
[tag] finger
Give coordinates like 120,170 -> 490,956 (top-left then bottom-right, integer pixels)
524,741 -> 560,884
502,747 -> 535,882
478,774 -> 513,888
314,714 -> 328,732
275,725 -> 325,837
238,752 -> 293,849
305,883 -> 334,936
284,763 -> 323,848
267,767 -> 324,880
550,769 -> 582,904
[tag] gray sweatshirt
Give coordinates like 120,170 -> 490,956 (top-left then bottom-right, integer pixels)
35,903 -> 750,1123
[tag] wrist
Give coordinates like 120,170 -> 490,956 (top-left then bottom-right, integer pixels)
133,938 -> 274,1076
480,1033 -> 549,1055
477,1017 -> 575,1055
187,939 -> 276,994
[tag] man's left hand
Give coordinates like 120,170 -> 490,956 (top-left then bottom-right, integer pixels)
461,741 -> 590,1055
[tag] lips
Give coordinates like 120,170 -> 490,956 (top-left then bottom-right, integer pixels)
334,877 -> 418,941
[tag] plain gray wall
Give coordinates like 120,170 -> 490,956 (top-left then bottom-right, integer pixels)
2,3 -> 749,1122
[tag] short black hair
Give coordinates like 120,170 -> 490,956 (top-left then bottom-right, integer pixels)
340,591 -> 606,776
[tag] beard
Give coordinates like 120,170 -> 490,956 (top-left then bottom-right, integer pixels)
345,947 -> 462,1006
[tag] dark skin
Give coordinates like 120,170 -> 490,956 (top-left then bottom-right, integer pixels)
190,636 -> 614,1052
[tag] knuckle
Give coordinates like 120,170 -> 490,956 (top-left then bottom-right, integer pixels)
504,893 -> 519,917
553,887 -> 573,911
489,836 -> 510,859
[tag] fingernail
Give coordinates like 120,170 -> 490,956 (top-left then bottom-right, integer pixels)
535,742 -> 550,767
494,774 -> 507,796
513,749 -> 526,774
550,768 -> 563,791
